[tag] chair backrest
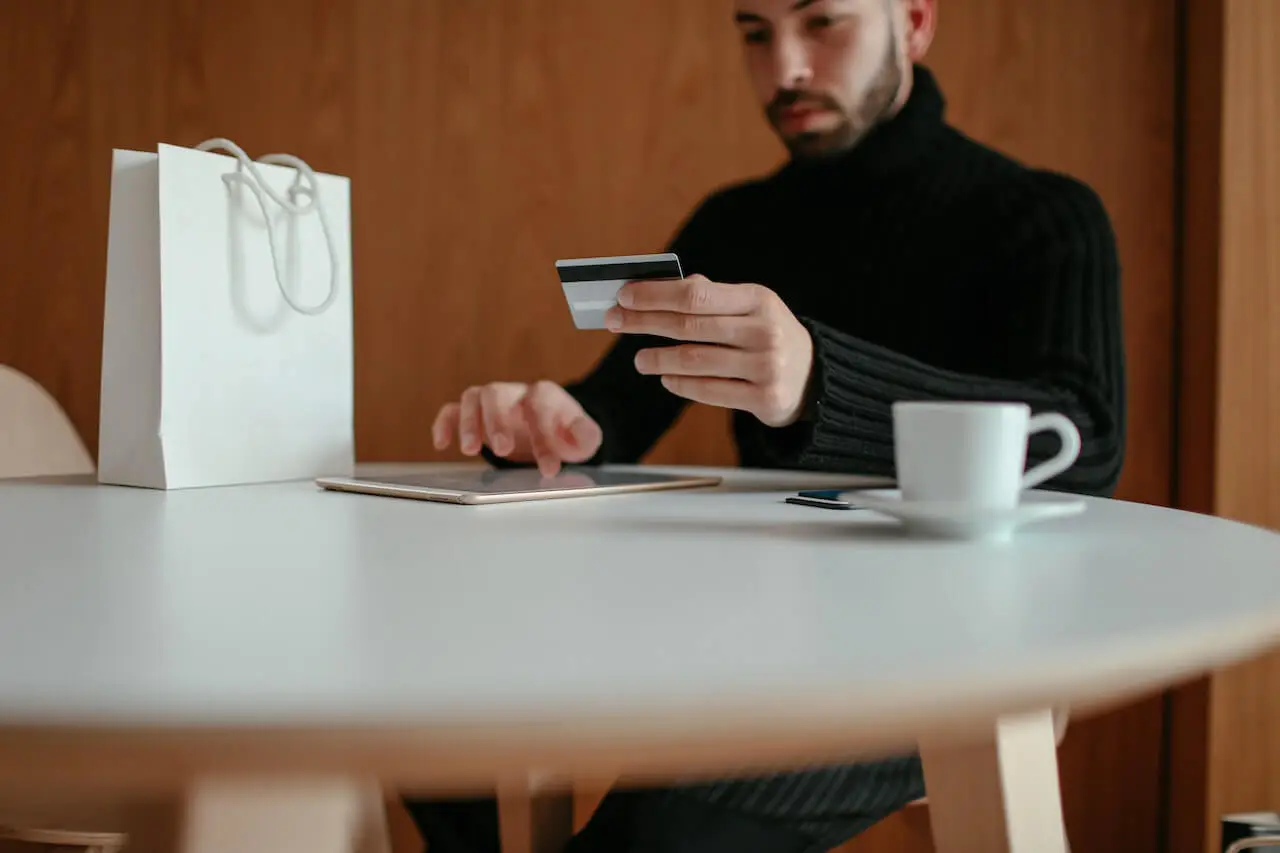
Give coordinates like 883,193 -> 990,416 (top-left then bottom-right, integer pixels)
0,824 -> 126,852
0,365 -> 94,479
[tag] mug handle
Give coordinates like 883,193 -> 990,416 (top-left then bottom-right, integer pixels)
1021,412 -> 1083,491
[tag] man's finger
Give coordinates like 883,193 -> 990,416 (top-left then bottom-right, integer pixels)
659,375 -> 759,413
617,275 -> 761,316
606,309 -> 753,345
634,344 -> 762,382
432,403 -> 460,450
558,414 -> 603,463
524,413 -> 561,478
458,388 -> 483,455
520,386 -> 577,476
479,385 -> 515,457
523,390 -> 581,462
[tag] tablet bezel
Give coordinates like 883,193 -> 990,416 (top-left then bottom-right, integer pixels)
314,468 -> 723,505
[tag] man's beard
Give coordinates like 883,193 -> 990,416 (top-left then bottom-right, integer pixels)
767,34 -> 903,160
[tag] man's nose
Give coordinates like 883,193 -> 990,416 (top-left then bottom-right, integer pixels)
773,38 -> 814,90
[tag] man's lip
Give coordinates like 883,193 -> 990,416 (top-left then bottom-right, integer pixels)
778,107 -> 826,129
780,105 -> 825,119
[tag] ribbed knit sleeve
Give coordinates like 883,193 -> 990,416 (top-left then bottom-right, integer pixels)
747,174 -> 1127,497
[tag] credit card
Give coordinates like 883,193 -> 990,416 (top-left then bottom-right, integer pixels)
555,252 -> 683,330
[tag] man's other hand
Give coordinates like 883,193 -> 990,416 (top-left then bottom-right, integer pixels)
432,381 -> 603,477
606,274 -> 815,427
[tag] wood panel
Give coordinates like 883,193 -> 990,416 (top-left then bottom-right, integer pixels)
921,3 -> 1177,853
345,0 -> 779,468
1170,654 -> 1280,853
0,2 -> 1176,853
1211,0 -> 1280,531
0,0 -> 778,472
1169,1 -> 1280,852
1202,0 -> 1280,841
0,0 -> 1176,488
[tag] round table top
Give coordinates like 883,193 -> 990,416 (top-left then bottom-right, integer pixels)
2,464 -> 1280,754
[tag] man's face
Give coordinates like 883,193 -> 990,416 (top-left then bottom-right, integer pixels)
733,0 -> 912,159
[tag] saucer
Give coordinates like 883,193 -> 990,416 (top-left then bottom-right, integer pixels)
848,489 -> 1087,542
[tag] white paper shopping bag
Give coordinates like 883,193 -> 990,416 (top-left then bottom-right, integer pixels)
98,138 -> 354,489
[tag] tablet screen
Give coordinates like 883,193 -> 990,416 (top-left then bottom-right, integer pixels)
318,466 -> 722,503
365,467 -> 710,493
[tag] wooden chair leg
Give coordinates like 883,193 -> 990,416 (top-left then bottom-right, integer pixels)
177,776 -> 380,853
354,785 -> 393,853
907,705 -> 1070,812
496,784 -> 573,853
920,708 -> 1068,853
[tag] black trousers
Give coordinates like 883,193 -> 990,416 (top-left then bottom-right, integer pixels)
403,757 -> 925,853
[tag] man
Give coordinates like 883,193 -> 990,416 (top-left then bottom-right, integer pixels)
415,0 -> 1125,850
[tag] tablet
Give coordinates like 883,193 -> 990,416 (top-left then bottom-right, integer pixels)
315,466 -> 722,505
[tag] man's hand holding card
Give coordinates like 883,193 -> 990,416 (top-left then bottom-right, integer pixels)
436,254 -> 816,478
604,272 -> 815,429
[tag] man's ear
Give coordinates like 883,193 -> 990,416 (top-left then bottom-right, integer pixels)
902,0 -> 938,62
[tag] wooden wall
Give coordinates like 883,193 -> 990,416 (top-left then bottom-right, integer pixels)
0,2 -> 1180,852
926,10 -> 1177,849
1168,1 -> 1280,851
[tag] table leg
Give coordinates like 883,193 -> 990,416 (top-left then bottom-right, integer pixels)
497,783 -> 574,853
919,708 -> 1068,853
177,777 -> 391,853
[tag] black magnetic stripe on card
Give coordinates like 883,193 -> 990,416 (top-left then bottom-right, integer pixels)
556,260 -> 682,283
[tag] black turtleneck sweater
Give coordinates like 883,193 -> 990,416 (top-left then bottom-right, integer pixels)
559,65 -> 1127,497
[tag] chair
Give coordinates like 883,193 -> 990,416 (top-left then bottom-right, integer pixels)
0,825 -> 127,853
0,365 -> 93,478
0,365 -> 121,852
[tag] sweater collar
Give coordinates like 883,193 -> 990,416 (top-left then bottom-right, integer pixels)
777,64 -> 947,182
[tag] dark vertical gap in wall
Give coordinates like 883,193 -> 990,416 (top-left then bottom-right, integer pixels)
1159,0 -> 1191,851
1169,0 -> 1191,509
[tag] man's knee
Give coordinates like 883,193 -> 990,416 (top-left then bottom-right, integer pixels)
402,796 -> 501,853
401,768 -> 916,853
567,789 -> 815,853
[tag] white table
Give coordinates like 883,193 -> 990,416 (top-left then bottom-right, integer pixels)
2,464 -> 1280,853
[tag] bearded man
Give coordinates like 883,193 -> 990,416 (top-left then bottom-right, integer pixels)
416,0 -> 1124,850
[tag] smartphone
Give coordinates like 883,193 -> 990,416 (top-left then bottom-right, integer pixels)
784,489 -> 864,510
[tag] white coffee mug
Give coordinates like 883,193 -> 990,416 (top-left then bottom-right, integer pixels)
892,401 -> 1082,508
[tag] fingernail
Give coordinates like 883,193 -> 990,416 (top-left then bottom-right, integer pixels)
605,308 -> 623,331
633,352 -> 650,373
617,288 -> 633,308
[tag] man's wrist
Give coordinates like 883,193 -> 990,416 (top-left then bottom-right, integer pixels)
793,321 -> 822,423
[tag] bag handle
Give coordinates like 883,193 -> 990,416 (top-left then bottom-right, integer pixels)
194,137 -> 340,316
